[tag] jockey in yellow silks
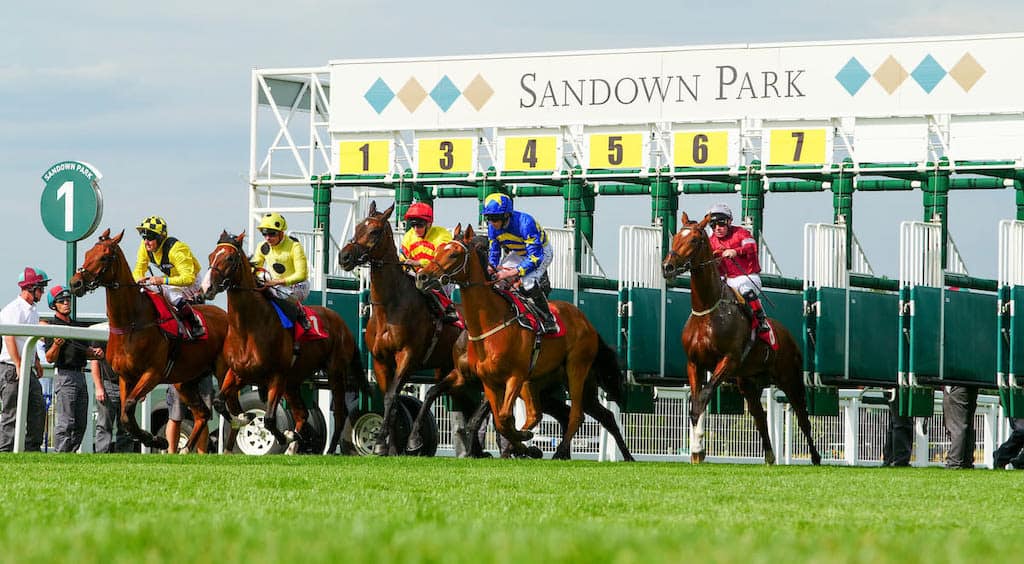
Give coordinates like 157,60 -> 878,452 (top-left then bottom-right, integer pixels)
132,215 -> 205,338
252,212 -> 311,329
399,202 -> 458,323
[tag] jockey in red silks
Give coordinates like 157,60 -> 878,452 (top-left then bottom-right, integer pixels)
706,203 -> 769,334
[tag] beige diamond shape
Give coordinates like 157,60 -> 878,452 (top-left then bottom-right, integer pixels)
397,78 -> 427,112
462,74 -> 494,111
873,55 -> 908,95
949,53 -> 985,92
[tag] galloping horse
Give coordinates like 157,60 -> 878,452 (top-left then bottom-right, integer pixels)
661,212 -> 821,465
204,231 -> 361,454
416,224 -> 634,460
68,229 -> 230,452
337,201 -> 471,455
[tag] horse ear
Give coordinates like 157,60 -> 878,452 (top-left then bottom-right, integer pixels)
381,203 -> 394,221
100,228 -> 111,240
237,231 -> 246,244
453,223 -> 462,238
112,230 -> 124,244
464,224 -> 475,240
680,212 -> 690,225
368,200 -> 377,215
698,214 -> 710,229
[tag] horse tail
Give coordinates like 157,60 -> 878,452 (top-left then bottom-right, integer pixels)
346,346 -> 371,396
591,336 -> 625,406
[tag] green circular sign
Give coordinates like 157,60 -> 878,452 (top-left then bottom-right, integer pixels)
40,161 -> 103,242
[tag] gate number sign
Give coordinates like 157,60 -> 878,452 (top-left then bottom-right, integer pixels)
768,129 -> 827,165
338,140 -> 390,175
588,133 -> 643,169
673,131 -> 730,167
40,161 -> 103,242
417,137 -> 474,173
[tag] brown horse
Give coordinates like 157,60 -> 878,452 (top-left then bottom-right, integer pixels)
415,224 -> 634,460
661,212 -> 821,465
204,231 -> 361,454
68,229 -> 231,452
337,201 -> 472,455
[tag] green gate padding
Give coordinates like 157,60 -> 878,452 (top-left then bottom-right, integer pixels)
812,287 -> 900,385
762,289 -> 805,356
906,286 -> 942,382
662,289 -> 692,379
941,289 -> 998,385
898,386 -> 934,417
623,287 -> 664,375
314,290 -> 361,334
998,285 -> 1024,417
806,386 -> 839,416
577,289 -> 620,352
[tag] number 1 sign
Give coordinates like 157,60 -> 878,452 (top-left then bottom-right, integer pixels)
40,161 -> 103,242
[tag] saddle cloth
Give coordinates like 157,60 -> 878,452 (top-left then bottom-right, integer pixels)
495,288 -> 566,338
144,290 -> 208,341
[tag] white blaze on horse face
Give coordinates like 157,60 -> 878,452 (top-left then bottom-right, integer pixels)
680,228 -> 692,238
200,269 -> 213,294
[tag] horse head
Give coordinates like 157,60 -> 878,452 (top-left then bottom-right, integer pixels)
415,223 -> 481,291
204,231 -> 248,300
69,228 -> 128,297
338,200 -> 396,271
662,212 -> 713,279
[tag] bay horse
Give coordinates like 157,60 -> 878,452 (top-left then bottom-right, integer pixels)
415,224 -> 634,461
204,231 -> 361,454
337,201 -> 474,455
661,212 -> 821,465
68,229 -> 231,452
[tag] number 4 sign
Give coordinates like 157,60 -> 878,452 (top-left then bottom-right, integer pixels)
40,161 -> 103,242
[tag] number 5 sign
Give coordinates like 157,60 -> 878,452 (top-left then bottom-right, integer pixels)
40,161 -> 103,242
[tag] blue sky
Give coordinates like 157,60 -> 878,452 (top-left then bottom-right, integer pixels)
3,1 -> 1022,313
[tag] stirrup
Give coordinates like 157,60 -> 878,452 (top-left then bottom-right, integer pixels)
756,320 -> 770,334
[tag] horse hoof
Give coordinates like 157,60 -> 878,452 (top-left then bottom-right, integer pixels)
152,437 -> 169,450
283,430 -> 297,443
691,451 -> 706,464
765,451 -> 776,465
526,446 -> 544,459
406,433 -> 423,452
372,443 -> 387,457
811,452 -> 822,466
519,430 -> 534,442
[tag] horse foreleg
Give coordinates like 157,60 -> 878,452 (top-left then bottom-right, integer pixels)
685,362 -> 707,463
739,379 -> 774,465
370,357 -> 398,456
121,373 -> 168,450
214,369 -> 250,428
699,356 -> 738,409
518,382 -> 545,432
282,385 -> 308,455
262,375 -> 293,448
407,370 -> 455,453
495,375 -> 533,444
463,396 -> 493,458
781,382 -> 822,465
178,381 -> 212,454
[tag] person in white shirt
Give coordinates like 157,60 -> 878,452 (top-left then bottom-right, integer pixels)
0,267 -> 50,451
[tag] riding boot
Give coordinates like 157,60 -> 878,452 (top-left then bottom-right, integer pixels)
743,290 -> 770,334
526,285 -> 557,334
176,300 -> 205,339
295,304 -> 312,330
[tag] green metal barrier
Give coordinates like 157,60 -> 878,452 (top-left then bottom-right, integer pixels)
808,287 -> 900,386
999,285 -> 1024,417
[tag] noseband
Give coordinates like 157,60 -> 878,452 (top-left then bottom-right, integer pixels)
665,229 -> 717,276
210,242 -> 246,293
75,251 -> 122,291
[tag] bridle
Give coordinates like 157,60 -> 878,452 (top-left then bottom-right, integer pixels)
75,248 -> 131,292
209,242 -> 250,293
433,239 -> 494,289
663,227 -> 718,277
342,219 -> 401,268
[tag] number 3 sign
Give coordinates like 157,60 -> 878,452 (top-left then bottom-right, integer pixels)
40,161 -> 103,242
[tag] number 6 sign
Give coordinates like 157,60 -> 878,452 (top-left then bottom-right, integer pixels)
40,161 -> 103,242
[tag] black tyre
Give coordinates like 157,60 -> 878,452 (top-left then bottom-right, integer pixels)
154,418 -> 193,453
231,389 -> 294,455
398,395 -> 438,457
297,404 -> 328,454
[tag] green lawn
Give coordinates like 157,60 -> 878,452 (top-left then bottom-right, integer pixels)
1,454 -> 1022,563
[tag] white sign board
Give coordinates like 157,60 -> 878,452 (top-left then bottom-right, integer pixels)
329,34 -> 1024,133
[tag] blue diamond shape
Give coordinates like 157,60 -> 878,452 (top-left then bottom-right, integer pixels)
430,75 -> 461,112
911,54 -> 946,93
836,57 -> 870,95
364,78 -> 394,114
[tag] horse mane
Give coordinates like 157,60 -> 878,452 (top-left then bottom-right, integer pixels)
218,231 -> 242,247
466,234 -> 492,281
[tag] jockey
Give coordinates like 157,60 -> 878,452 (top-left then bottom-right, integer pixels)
132,215 -> 205,339
482,192 -> 556,334
252,212 -> 311,330
398,202 -> 458,323
706,203 -> 769,334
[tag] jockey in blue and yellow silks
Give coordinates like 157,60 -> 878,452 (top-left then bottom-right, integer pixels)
482,193 -> 556,333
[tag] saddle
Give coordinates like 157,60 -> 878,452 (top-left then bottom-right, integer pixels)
727,287 -> 777,350
428,289 -> 464,329
268,300 -> 328,343
494,288 -> 565,338
143,290 -> 208,341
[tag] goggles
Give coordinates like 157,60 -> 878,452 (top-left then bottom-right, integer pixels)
408,219 -> 428,228
141,232 -> 160,241
260,229 -> 281,237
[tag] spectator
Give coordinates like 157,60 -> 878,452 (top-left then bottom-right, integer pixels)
882,390 -> 913,467
41,285 -> 103,453
91,348 -> 135,453
0,267 -> 50,452
164,376 -> 214,454
943,385 -> 978,469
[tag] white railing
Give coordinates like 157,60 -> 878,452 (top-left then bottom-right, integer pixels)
999,219 -> 1024,287
618,225 -> 664,290
425,385 -> 1008,466
899,221 -> 944,287
545,228 -> 577,291
803,223 -> 875,289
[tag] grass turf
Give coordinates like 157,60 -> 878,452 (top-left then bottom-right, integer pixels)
1,454 -> 1022,563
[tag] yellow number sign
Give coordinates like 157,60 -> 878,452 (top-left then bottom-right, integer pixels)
503,136 -> 557,171
418,138 -> 474,174
338,140 -> 390,175
673,131 -> 729,167
588,133 -> 642,169
768,129 -> 827,165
